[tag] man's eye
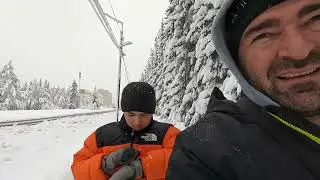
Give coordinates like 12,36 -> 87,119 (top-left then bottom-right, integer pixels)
308,15 -> 320,23
306,15 -> 320,30
252,33 -> 276,43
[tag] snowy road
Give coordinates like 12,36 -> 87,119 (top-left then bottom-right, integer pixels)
0,112 -> 116,180
0,109 -> 114,122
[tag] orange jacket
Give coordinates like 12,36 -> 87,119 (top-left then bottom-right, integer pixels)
71,117 -> 180,180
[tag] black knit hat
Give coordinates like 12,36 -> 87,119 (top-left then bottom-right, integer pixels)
226,0 -> 284,61
121,82 -> 156,114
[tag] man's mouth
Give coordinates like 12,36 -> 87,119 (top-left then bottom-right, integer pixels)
278,66 -> 320,79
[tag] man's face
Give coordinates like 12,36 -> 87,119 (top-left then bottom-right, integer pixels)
124,111 -> 152,131
239,0 -> 320,117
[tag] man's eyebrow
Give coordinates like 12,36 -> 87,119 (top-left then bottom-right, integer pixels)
298,3 -> 320,18
243,19 -> 280,39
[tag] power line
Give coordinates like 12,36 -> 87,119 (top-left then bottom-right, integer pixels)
89,0 -> 119,49
100,12 -> 118,46
90,0 -> 118,48
107,0 -> 121,31
98,0 -> 119,44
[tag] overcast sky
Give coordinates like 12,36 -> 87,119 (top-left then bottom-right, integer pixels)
0,0 -> 169,96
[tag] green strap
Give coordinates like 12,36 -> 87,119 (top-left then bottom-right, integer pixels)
267,112 -> 320,145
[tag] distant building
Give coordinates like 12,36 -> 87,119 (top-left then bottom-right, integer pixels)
96,89 -> 112,107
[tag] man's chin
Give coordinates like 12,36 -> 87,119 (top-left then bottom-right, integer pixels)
274,91 -> 320,116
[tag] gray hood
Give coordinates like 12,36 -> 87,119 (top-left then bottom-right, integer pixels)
212,0 -> 279,107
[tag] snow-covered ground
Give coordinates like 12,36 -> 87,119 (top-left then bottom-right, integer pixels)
0,108 -> 114,122
0,111 -> 185,180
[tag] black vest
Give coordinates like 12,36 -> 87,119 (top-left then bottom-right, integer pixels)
96,116 -> 171,148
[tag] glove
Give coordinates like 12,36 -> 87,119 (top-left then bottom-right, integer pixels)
109,159 -> 143,180
101,147 -> 139,175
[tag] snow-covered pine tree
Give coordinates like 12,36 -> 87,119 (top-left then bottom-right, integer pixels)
57,88 -> 70,109
50,86 -> 60,107
147,0 -> 193,122
39,79 -> 55,109
0,60 -> 79,110
19,81 -> 29,110
0,61 -> 22,110
181,0 -> 229,126
69,80 -> 79,109
29,79 -> 42,110
142,21 -> 170,115
23,81 -> 34,110
142,0 -> 241,126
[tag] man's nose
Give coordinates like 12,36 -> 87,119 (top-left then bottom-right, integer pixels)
277,26 -> 314,60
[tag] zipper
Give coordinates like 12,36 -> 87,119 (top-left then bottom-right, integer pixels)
267,112 -> 320,145
130,129 -> 135,147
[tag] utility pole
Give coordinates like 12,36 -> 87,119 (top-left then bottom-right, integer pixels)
116,27 -> 124,122
88,0 -> 132,122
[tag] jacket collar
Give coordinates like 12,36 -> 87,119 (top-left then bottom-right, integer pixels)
265,105 -> 320,138
237,96 -> 320,148
206,88 -> 319,147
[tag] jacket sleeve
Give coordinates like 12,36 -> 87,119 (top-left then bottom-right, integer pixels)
166,130 -> 224,180
71,132 -> 110,180
140,126 -> 180,180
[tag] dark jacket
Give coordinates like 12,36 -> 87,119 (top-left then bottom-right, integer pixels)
166,88 -> 320,180
72,116 -> 180,180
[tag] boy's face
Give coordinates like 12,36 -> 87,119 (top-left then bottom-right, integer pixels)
124,111 -> 153,131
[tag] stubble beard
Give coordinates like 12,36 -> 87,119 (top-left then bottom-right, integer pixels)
243,53 -> 320,119
269,81 -> 320,117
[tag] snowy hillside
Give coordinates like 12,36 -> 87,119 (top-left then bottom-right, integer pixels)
141,0 -> 241,126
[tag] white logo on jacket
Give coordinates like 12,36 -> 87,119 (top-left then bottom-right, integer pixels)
141,133 -> 158,142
